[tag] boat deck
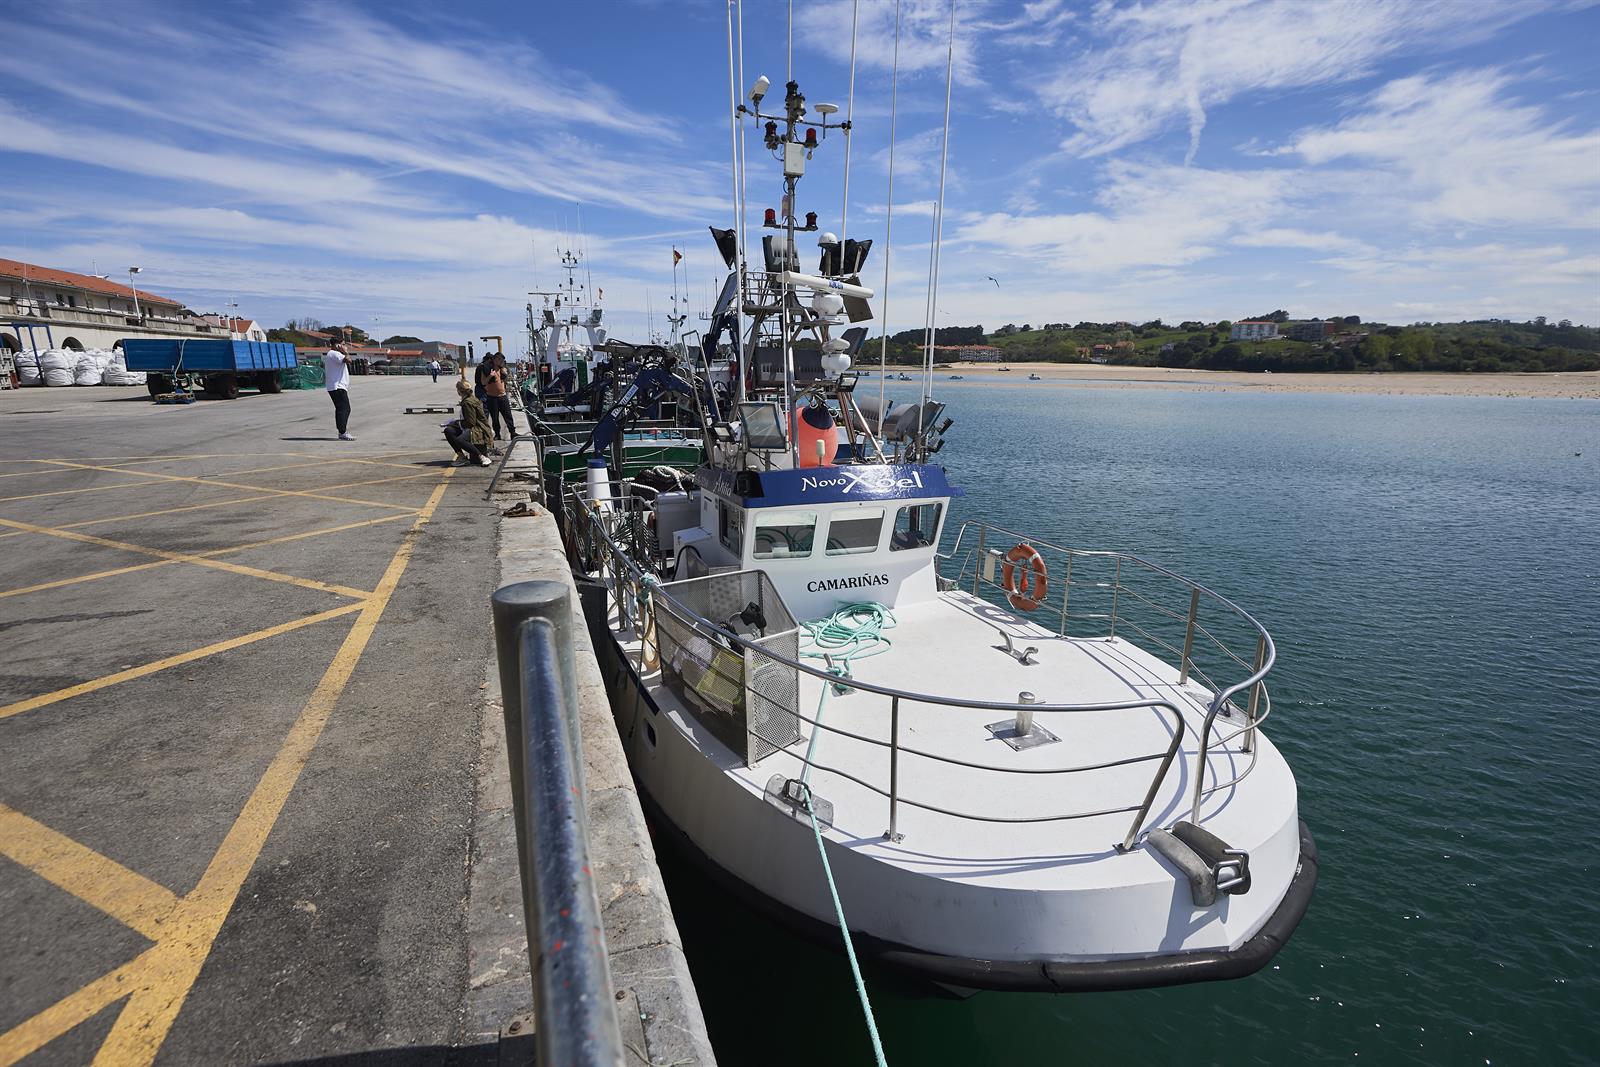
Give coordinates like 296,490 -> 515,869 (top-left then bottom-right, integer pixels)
624,588 -> 1298,894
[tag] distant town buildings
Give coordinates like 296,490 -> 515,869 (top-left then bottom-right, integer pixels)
1286,319 -> 1337,342
419,341 -> 465,361
1231,320 -> 1280,341
934,344 -> 1002,361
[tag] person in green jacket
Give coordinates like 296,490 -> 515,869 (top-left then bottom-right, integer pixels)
444,379 -> 494,466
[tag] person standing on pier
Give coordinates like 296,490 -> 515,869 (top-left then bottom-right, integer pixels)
428,357 -> 441,383
323,342 -> 354,441
481,354 -> 514,441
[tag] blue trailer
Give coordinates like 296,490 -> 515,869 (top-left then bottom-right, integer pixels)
120,339 -> 298,399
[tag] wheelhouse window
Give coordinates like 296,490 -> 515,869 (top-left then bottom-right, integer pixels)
891,502 -> 943,551
719,501 -> 744,554
824,508 -> 885,556
752,511 -> 817,559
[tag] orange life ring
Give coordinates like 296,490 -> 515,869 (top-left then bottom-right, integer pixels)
1001,544 -> 1048,612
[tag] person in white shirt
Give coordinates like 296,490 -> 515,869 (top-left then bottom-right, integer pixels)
428,358 -> 441,383
322,344 -> 354,440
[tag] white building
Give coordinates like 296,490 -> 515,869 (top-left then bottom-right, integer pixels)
0,258 -> 230,353
202,315 -> 268,342
1230,320 -> 1280,341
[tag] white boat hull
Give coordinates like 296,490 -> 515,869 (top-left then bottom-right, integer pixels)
586,596 -> 1318,992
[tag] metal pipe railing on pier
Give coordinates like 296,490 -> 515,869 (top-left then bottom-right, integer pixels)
491,581 -> 624,1067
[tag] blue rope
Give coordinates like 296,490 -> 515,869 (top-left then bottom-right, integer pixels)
797,625 -> 890,1067
800,602 -> 896,691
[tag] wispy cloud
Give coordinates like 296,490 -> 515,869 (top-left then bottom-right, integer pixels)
1034,0 -> 1560,163
952,161 -> 1297,273
796,0 -> 980,81
1281,68 -> 1600,227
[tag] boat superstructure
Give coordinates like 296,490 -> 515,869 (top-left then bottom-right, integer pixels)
553,59 -> 1315,994
526,247 -> 610,419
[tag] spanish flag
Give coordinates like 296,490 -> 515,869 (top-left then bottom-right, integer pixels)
672,248 -> 682,265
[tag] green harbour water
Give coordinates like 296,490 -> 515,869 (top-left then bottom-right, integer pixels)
651,380 -> 1600,1066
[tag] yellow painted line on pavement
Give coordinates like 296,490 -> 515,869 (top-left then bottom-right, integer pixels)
37,460 -> 424,512
0,601 -> 365,722
0,465 -> 94,480
0,480 -> 154,503
0,511 -> 411,601
0,517 -> 370,601
0,455 -> 345,481
0,804 -> 178,940
90,475 -> 454,1065
25,494 -> 289,531
0,949 -> 154,1065
2,466 -> 435,539
0,559 -> 176,601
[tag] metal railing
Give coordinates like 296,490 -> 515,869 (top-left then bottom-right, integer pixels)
485,433 -> 546,502
938,520 -> 1277,822
569,490 -> 1198,852
491,580 -> 624,1067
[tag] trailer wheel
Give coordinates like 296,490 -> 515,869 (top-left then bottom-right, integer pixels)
205,374 -> 240,399
146,373 -> 171,396
256,371 -> 283,394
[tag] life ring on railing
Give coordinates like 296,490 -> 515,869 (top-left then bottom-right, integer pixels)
1001,544 -> 1048,612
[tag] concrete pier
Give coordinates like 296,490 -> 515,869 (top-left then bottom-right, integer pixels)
0,378 -> 712,1064
476,450 -> 716,1066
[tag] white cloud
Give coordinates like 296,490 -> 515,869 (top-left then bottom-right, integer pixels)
1282,69 -> 1600,227
2,10 -> 724,220
951,161 -> 1295,273
796,0 -> 981,80
1035,0 -> 1560,162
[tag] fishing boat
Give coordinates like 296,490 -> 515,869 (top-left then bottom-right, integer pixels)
559,62 -> 1315,996
520,248 -> 717,487
525,247 -> 610,421
1028,373 -> 1042,380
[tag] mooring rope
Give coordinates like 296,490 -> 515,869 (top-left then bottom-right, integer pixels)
800,678 -> 890,1067
795,602 -> 895,1066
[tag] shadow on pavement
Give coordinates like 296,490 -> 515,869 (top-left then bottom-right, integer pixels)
267,1042 -> 503,1067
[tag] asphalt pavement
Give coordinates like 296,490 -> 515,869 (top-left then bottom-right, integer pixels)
0,374 -> 513,1065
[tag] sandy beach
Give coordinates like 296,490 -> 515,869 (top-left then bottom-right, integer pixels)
904,362 -> 1600,399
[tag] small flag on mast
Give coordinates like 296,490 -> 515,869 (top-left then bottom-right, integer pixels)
672,248 -> 682,266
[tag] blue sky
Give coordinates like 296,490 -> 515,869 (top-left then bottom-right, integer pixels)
2,0 -> 1597,350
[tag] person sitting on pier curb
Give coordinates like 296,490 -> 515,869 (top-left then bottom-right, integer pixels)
444,379 -> 494,466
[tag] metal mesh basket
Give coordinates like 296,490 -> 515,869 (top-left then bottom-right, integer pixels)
653,570 -> 801,766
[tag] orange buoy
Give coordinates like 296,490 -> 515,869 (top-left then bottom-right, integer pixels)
1001,544 -> 1049,612
793,401 -> 839,468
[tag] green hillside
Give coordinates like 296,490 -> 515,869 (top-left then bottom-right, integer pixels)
878,318 -> 1599,374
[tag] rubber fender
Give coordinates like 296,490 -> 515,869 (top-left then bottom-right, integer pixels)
1147,828 -> 1218,907
1172,820 -> 1252,895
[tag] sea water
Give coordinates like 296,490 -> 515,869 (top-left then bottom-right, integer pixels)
656,383 -> 1600,1065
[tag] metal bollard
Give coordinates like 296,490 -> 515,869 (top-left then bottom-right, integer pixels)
492,581 -> 624,1067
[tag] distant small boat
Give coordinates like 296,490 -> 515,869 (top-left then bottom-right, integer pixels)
897,372 -> 913,381
1028,373 -> 1042,380
998,366 -> 1012,372
948,374 -> 964,380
